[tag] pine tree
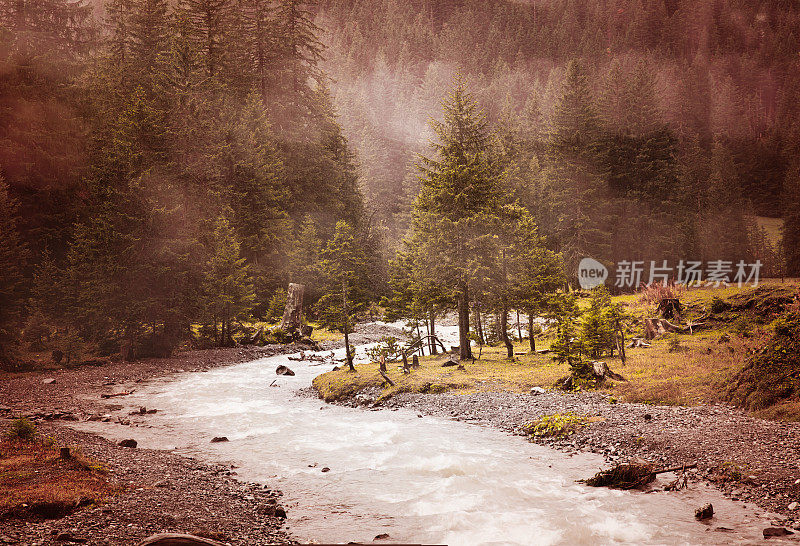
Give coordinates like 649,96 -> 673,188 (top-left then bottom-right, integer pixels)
177,0 -> 233,77
286,214 -> 324,300
698,139 -> 750,263
506,214 -> 565,352
239,0 -> 277,100
202,215 -> 256,346
546,60 -> 611,278
409,77 -> 506,360
782,161 -> 800,276
549,60 -> 601,158
129,0 -> 170,84
0,0 -> 93,65
0,178 -> 29,364
317,221 -> 372,370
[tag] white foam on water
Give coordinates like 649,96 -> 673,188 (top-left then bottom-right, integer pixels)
69,324 -> 791,545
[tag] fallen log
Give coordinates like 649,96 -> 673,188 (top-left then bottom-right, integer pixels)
582,462 -> 697,490
379,369 -> 395,386
644,318 -> 684,340
101,391 -> 133,399
137,533 -> 225,546
627,337 -> 651,349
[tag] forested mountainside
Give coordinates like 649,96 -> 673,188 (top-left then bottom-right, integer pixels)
0,0 -> 383,363
317,0 -> 800,268
2,0 -> 800,367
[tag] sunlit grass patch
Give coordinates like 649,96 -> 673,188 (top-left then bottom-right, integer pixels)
313,340 -> 571,402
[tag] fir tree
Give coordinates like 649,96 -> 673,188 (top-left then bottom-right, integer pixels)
409,77 -> 506,360
0,178 -> 29,364
203,215 -> 256,346
178,0 -> 233,77
782,162 -> 800,276
317,221 -> 372,370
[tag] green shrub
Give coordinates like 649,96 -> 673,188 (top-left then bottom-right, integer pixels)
523,413 -> 585,438
666,334 -> 682,352
710,296 -> 731,314
732,317 -> 752,338
6,418 -> 37,440
366,336 -> 402,362
265,289 -> 287,323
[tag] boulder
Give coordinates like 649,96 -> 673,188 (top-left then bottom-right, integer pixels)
42,378 -> 56,385
694,503 -> 713,520
530,386 -> 546,395
210,437 -> 229,443
275,365 -> 295,376
763,527 -> 794,538
118,439 -> 137,448
274,506 -> 287,519
441,359 -> 459,368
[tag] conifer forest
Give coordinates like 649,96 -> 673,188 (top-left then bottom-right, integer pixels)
3,2 -> 800,544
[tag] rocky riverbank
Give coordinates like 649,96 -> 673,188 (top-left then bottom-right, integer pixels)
332,388 -> 800,532
0,322 -> 400,545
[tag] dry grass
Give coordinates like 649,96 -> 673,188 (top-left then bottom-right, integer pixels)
0,438 -> 118,520
313,342 -> 570,403
315,281 -> 800,419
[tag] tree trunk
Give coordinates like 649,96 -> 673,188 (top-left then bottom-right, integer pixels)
429,309 -> 437,355
416,321 -> 424,356
474,302 -> 485,345
528,312 -> 536,352
458,284 -> 472,360
342,281 -> 354,371
280,283 -> 305,332
499,308 -> 513,359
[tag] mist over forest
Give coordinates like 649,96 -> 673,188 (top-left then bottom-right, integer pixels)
1,0 -> 800,365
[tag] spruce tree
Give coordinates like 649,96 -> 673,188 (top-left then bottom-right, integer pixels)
177,0 -> 233,77
409,77 -> 506,360
782,162 -> 800,276
547,60 -> 611,277
202,215 -> 256,346
0,178 -> 29,365
317,221 -> 372,371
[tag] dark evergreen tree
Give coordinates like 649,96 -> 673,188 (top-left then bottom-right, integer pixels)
409,77 -> 506,360
0,177 -> 29,365
317,220 -> 373,370
202,215 -> 256,346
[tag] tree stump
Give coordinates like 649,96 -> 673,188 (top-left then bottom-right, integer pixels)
280,283 -> 305,332
657,298 -> 683,320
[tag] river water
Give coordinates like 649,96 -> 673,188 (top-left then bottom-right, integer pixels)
72,327 -> 788,545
